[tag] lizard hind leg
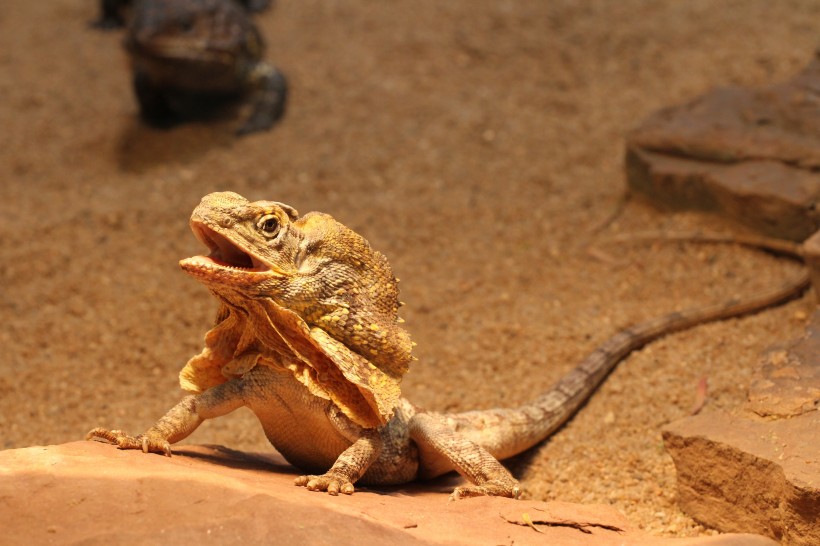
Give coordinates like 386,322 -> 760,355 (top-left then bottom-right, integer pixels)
408,412 -> 522,501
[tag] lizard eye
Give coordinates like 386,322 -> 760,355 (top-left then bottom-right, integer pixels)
257,214 -> 280,237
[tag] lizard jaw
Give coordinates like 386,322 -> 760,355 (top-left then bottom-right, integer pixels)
129,38 -> 237,66
179,222 -> 280,284
193,222 -> 268,270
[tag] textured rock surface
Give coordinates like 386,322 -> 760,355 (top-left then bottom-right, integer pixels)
626,50 -> 820,241
805,230 -> 820,299
663,309 -> 820,546
663,411 -> 819,546
748,308 -> 820,417
0,441 -> 778,546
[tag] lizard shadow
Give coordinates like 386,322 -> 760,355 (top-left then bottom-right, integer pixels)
174,444 -> 299,475
174,444 -> 469,498
360,473 -> 467,498
115,116 -> 237,174
501,438 -> 561,496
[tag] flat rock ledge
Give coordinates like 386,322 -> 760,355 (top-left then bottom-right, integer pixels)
0,441 -> 775,546
625,50 -> 820,241
663,308 -> 820,546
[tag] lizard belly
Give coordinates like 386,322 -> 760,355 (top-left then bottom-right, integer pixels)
242,365 -> 353,474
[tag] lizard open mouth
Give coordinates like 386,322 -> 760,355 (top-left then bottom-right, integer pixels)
188,223 -> 269,272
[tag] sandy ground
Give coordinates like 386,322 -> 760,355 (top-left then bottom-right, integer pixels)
1,0 -> 817,538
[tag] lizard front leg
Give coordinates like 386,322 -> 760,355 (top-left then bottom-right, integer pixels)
91,0 -> 130,29
236,62 -> 288,135
294,428 -> 382,495
409,412 -> 521,500
293,406 -> 383,495
133,71 -> 177,129
240,0 -> 272,12
87,379 -> 247,455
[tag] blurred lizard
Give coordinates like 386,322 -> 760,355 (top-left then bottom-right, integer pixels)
94,0 -> 286,135
88,192 -> 810,499
93,0 -> 272,27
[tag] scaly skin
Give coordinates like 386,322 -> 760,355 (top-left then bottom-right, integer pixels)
88,191 -> 810,499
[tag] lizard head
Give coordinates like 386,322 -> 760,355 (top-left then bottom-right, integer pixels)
179,191 -> 303,291
179,191 -> 407,327
126,0 -> 263,86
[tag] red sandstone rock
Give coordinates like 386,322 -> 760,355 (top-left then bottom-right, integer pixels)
663,309 -> 820,546
0,441 -> 777,546
748,308 -> 820,417
626,51 -> 820,241
662,411 -> 819,546
805,231 -> 820,299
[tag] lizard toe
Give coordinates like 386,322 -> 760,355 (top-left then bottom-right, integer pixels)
86,427 -> 116,442
295,474 -> 355,495
450,478 -> 522,501
86,428 -> 141,450
85,428 -> 171,455
139,433 -> 172,456
326,480 -> 340,495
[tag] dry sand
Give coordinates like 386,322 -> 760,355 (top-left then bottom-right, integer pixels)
1,0 -> 817,538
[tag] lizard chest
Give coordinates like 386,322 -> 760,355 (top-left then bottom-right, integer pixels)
241,365 -> 354,474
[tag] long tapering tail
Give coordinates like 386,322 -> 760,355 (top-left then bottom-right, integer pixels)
445,235 -> 810,460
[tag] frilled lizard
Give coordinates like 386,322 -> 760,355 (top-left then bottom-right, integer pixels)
95,0 -> 287,135
88,191 -> 810,499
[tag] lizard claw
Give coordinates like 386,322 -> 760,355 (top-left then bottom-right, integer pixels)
294,473 -> 355,496
449,479 -> 522,501
86,427 -> 172,457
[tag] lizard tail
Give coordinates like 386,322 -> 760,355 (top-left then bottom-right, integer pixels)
602,231 -> 806,258
444,241 -> 810,460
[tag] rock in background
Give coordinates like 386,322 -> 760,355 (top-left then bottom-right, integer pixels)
629,51 -> 820,543
626,50 -> 820,242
